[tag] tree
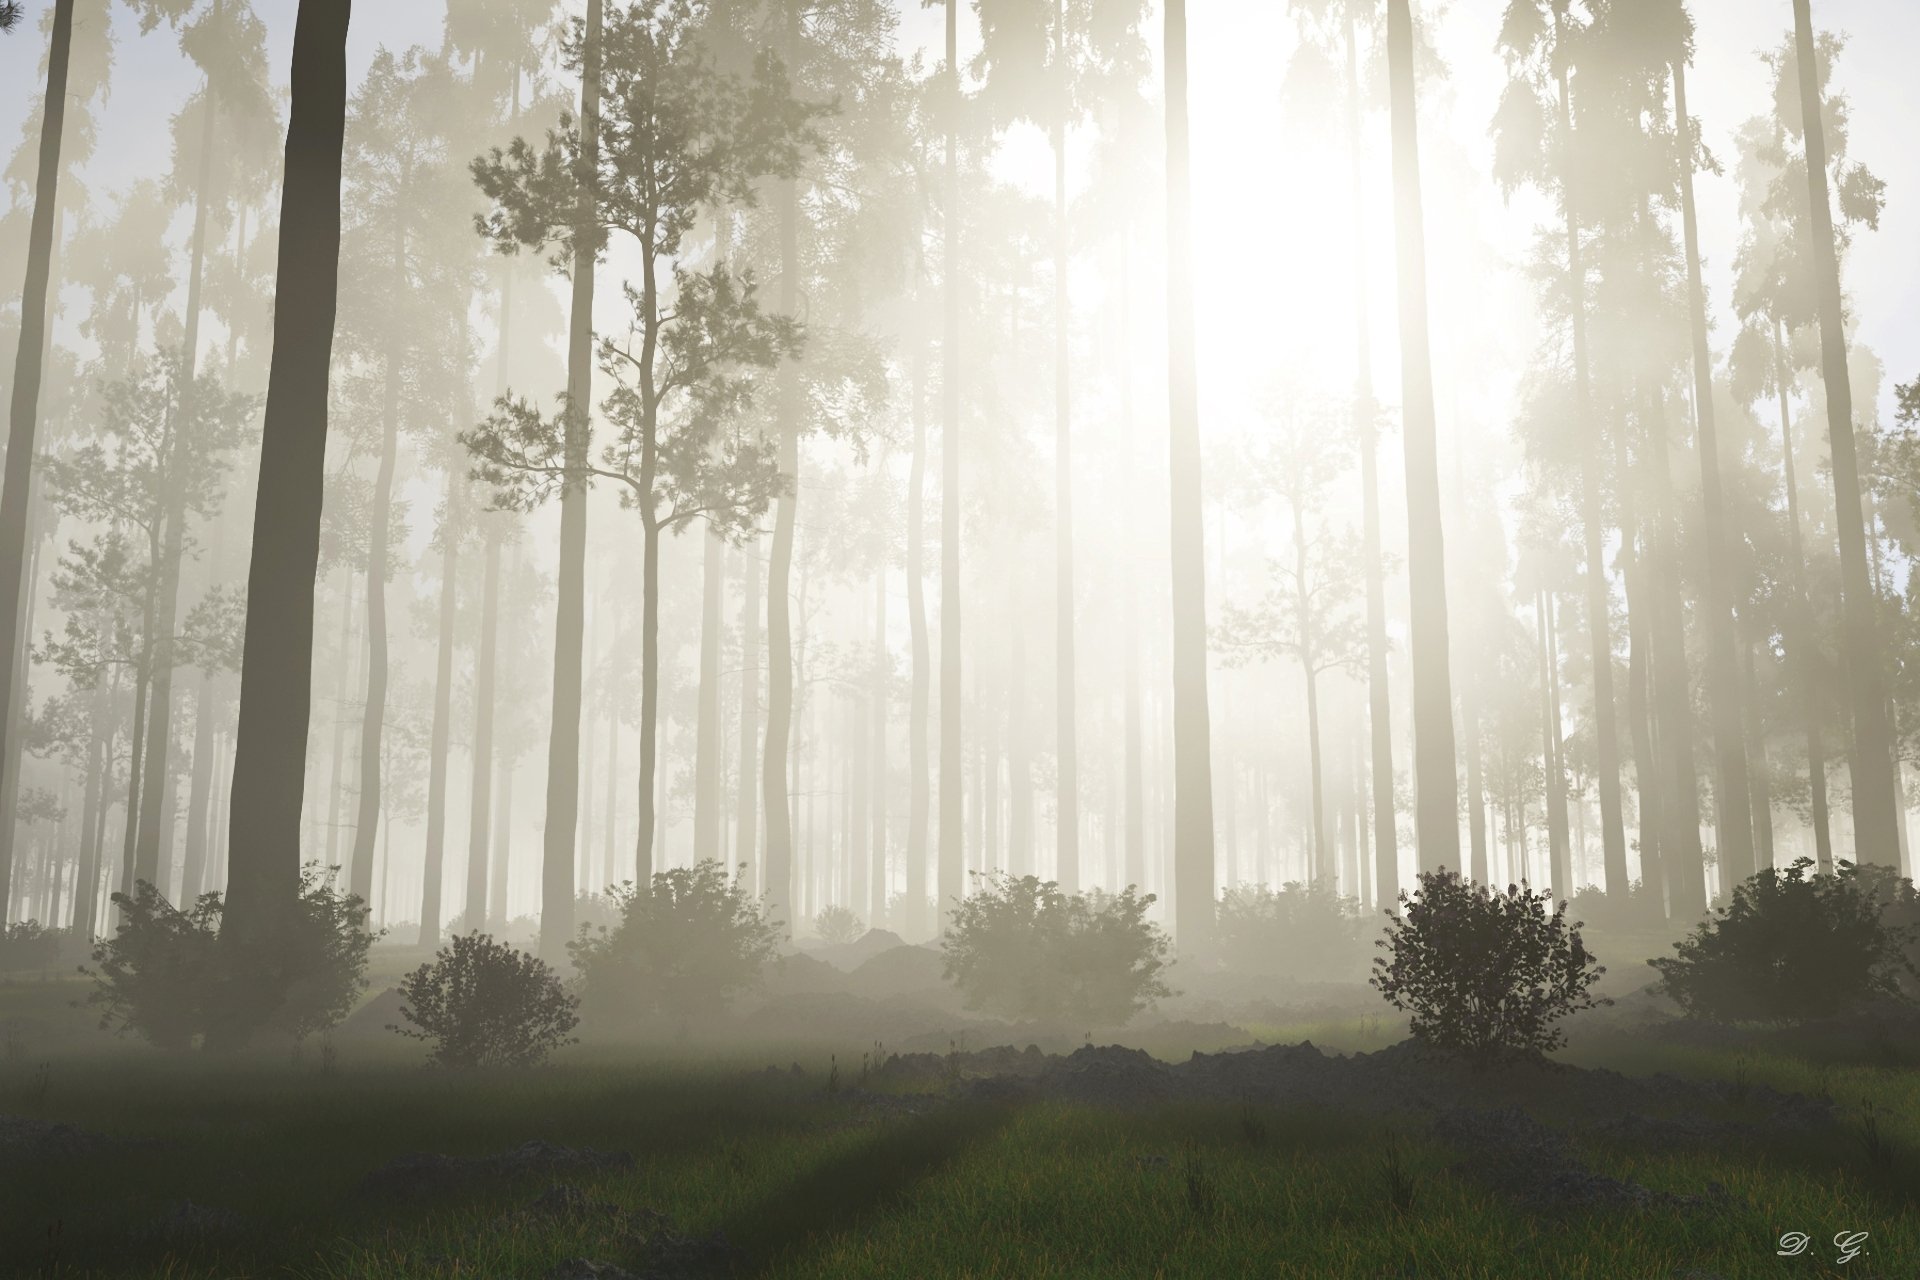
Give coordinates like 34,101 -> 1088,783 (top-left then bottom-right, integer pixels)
0,0 -> 74,920
1386,0 -> 1460,873
1790,0 -> 1899,864
0,3 -> 25,33
1162,0 -> 1214,949
391,933 -> 580,1067
220,0 -> 352,1016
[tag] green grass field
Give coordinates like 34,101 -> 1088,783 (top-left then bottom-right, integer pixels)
1,972 -> 1915,1280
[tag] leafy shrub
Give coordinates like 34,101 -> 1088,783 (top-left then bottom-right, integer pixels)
813,905 -> 864,946
1371,870 -> 1608,1063
1649,859 -> 1920,1025
1215,881 -> 1369,981
0,921 -> 65,973
391,933 -> 579,1067
941,873 -> 1172,1027
569,860 -> 783,1027
87,866 -> 377,1051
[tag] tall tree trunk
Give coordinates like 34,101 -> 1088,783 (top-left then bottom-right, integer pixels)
135,81 -> 221,887
637,521 -> 663,877
1386,0 -> 1459,873
0,0 -> 76,913
350,344 -> 400,903
1672,54 -> 1755,887
1050,66 -> 1078,897
2,501 -> 45,912
1538,591 -> 1570,896
1620,432 -> 1663,903
1645,387 -> 1707,918
539,0 -> 601,958
763,175 -> 801,933
1791,0 -> 1898,862
1743,636 -> 1775,870
1117,232 -> 1145,897
1464,674 -> 1488,886
1345,7 -> 1399,906
465,525 -> 500,930
418,480 -> 460,947
1294,506 -> 1327,881
694,528 -> 724,863
491,757 -> 513,927
1773,319 -> 1831,869
1164,0 -> 1215,947
870,560 -> 887,923
179,671 -> 217,902
1551,9 -> 1629,896
937,0 -> 965,930
325,571 -> 356,871
907,347 -> 930,926
737,537 -> 761,888
221,0 -> 352,966
75,677 -> 109,936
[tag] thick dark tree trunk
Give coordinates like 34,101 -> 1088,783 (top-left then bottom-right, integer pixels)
1791,0 -> 1899,862
1672,55 -> 1755,888
539,0 -> 601,959
221,0 -> 352,961
1164,0 -> 1215,947
0,0 -> 76,914
418,479 -> 460,947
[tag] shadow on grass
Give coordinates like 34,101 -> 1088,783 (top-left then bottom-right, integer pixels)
718,1099 -> 1022,1276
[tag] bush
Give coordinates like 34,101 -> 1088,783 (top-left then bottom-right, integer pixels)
813,905 -> 864,946
1372,870 -> 1608,1063
391,933 -> 579,1068
569,860 -> 782,1027
941,873 -> 1172,1027
87,866 -> 378,1051
1649,859 -> 1920,1025
1215,881 -> 1369,982
0,920 -> 66,973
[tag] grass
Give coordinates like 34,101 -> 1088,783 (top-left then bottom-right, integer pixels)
2,976 -> 1917,1278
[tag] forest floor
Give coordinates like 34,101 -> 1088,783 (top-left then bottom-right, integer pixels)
1,957 -> 1917,1279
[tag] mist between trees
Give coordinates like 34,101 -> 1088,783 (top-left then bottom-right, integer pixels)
3,0 -> 1919,965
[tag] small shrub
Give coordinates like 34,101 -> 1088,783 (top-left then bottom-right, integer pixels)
941,873 -> 1172,1027
1648,859 -> 1919,1025
1371,869 -> 1608,1063
569,860 -> 782,1028
1380,1131 -> 1416,1216
391,933 -> 579,1068
87,866 -> 377,1052
813,904 -> 864,946
1215,880 -> 1369,981
0,921 -> 64,973
1180,1142 -> 1218,1220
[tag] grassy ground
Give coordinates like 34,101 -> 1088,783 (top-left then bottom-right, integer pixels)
1,973 -> 1915,1279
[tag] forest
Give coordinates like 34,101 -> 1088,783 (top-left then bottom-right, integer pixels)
3,0 -> 1920,1277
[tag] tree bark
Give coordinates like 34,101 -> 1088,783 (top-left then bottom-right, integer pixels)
465,524 -> 500,929
1538,590 -> 1570,896
539,0 -> 601,959
222,0 -> 352,958
1790,0 -> 1898,862
1050,73 -> 1078,897
349,344 -> 400,903
937,0 -> 965,931
0,0 -> 76,914
694,528 -> 724,863
737,537 -> 761,887
1164,0 -> 1215,947
1772,319 -> 1831,869
1645,386 -> 1706,918
637,520 -> 662,877
1386,0 -> 1460,873
418,479 -> 460,947
907,348 -> 930,924
762,169 -> 801,934
869,559 -> 887,923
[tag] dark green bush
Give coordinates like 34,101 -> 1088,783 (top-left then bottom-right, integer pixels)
1215,880 -> 1369,981
87,866 -> 377,1051
569,860 -> 782,1027
1649,859 -> 1920,1024
391,933 -> 579,1067
1372,870 -> 1608,1063
0,920 -> 66,973
941,873 -> 1172,1027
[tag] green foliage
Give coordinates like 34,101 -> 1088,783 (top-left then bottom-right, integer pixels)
569,860 -> 783,1026
941,874 -> 1171,1027
1371,870 -> 1608,1063
86,866 -> 377,1051
391,933 -> 580,1068
1649,859 -> 1920,1025
813,904 -> 864,946
1214,881 -> 1370,982
0,921 -> 66,973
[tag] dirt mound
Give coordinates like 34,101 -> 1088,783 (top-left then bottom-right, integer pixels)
1040,1045 -> 1178,1105
358,1139 -> 636,1201
0,1114 -> 158,1161
1434,1107 -> 1738,1214
807,929 -> 912,973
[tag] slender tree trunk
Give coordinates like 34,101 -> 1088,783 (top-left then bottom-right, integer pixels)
350,343 -> 400,903
465,525 -> 500,930
539,0 -> 601,958
1344,8 -> 1399,905
1621,436 -> 1663,902
135,80 -> 221,886
491,758 -> 513,927
418,480 -> 460,947
1550,11 -> 1628,896
1538,591 -> 1570,896
1117,232 -> 1146,896
2,501 -> 45,912
75,677 -> 108,936
1773,319 -> 1831,869
870,561 -> 886,923
937,0 -> 965,928
1009,614 -> 1033,879
179,670 -> 217,902
1293,507 -> 1327,881
1386,0 -> 1459,873
1743,636 -> 1775,871
1791,0 -> 1898,862
1645,386 -> 1707,917
737,537 -> 761,888
325,571 -> 355,870
637,520 -> 662,876
1464,675 -> 1487,885
120,652 -> 152,897
1672,55 -> 1754,887
1050,81 -> 1078,897
221,0 -> 352,965
907,347 -> 930,926
763,177 -> 801,933
1164,0 -> 1215,947
0,0 -> 76,914
694,528 -> 723,862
